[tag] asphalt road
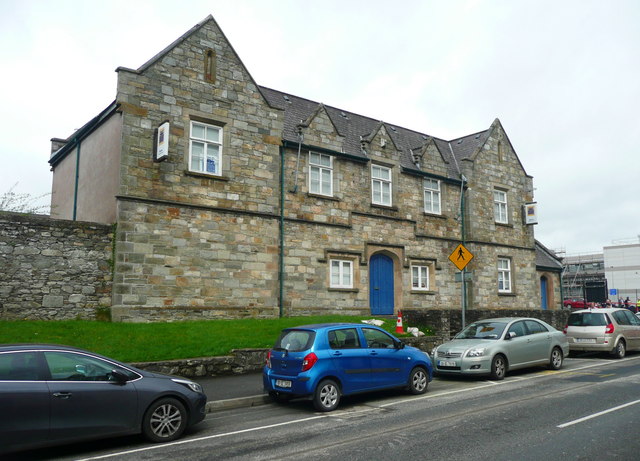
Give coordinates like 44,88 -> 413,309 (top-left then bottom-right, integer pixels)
14,354 -> 640,461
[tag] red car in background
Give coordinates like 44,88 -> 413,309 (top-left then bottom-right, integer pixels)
563,298 -> 587,309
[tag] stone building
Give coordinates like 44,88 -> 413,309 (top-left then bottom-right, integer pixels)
48,15 -> 560,321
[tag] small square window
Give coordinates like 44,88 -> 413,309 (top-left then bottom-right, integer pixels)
330,259 -> 353,288
309,152 -> 333,196
411,265 -> 429,291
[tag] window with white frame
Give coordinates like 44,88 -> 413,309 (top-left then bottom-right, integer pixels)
371,165 -> 392,206
309,152 -> 333,196
498,258 -> 512,293
423,178 -> 441,214
493,189 -> 508,224
330,259 -> 353,288
189,121 -> 222,175
411,265 -> 429,291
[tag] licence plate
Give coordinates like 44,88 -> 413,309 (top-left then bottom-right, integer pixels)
275,379 -> 292,388
576,338 -> 596,343
438,360 -> 457,367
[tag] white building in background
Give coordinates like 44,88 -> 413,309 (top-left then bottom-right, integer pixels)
604,242 -> 640,302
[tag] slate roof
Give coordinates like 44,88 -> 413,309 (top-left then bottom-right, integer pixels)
535,240 -> 563,272
260,86 -> 490,181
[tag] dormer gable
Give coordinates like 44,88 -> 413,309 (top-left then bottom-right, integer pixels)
361,122 -> 402,162
410,137 -> 449,177
297,103 -> 345,153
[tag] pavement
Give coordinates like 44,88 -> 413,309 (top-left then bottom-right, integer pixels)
194,371 -> 271,412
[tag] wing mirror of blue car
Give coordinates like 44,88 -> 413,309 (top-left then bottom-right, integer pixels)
395,341 -> 405,349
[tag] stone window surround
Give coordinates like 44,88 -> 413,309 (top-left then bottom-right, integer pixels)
409,258 -> 437,294
184,113 -> 231,179
329,257 -> 355,290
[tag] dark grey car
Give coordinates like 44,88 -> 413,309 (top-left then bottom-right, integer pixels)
0,344 -> 207,454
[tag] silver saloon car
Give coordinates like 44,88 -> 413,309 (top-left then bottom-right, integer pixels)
432,317 -> 569,380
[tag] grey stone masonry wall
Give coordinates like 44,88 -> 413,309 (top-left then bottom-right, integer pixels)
403,308 -> 570,340
0,212 -> 113,320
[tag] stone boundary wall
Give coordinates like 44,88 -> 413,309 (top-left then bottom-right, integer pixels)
131,336 -> 442,378
0,212 -> 114,320
404,308 -> 570,340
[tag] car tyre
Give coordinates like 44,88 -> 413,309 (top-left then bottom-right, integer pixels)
548,347 -> 563,370
612,339 -> 626,359
142,397 -> 188,443
490,355 -> 507,380
313,379 -> 340,412
408,367 -> 429,395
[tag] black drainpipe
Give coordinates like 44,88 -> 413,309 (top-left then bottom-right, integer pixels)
278,144 -> 285,317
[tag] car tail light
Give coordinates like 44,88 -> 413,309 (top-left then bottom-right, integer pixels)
266,350 -> 272,369
301,352 -> 318,372
563,325 -> 568,334
605,323 -> 615,334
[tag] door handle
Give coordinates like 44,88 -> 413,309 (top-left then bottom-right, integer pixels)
370,351 -> 378,356
53,392 -> 72,399
333,351 -> 343,356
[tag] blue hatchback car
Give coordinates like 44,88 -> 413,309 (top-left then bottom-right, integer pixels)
263,323 -> 433,411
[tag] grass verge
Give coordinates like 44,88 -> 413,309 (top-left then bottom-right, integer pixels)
0,316 -> 419,363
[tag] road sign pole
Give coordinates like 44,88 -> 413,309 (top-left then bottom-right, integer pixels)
461,267 -> 466,328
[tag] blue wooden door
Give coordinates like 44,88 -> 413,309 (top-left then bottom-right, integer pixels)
540,276 -> 548,310
370,254 -> 394,315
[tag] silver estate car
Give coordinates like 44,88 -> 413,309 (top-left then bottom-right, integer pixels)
432,317 -> 569,380
564,308 -> 640,358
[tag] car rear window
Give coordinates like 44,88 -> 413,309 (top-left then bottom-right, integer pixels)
568,313 -> 608,327
274,330 -> 315,352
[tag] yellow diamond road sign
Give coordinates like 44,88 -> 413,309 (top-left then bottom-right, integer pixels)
449,244 -> 474,271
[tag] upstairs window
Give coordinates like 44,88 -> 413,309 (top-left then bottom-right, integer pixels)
309,152 -> 333,196
189,121 -> 222,175
493,189 -> 508,224
423,178 -> 441,214
371,165 -> 392,206
498,257 -> 512,293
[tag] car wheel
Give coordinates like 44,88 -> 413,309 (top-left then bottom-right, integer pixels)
142,397 -> 188,443
490,355 -> 507,380
313,379 -> 340,412
408,367 -> 429,395
613,339 -> 626,359
548,347 -> 563,370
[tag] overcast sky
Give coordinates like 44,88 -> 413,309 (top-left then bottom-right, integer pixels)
2,0 -> 639,255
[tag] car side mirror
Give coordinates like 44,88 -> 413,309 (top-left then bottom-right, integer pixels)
109,369 -> 129,384
395,340 -> 405,349
505,332 -> 516,340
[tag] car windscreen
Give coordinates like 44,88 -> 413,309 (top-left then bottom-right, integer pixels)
455,321 -> 507,340
273,330 -> 316,352
568,313 -> 608,327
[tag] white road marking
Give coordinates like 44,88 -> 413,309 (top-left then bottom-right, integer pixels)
76,355 -> 640,460
558,399 -> 640,428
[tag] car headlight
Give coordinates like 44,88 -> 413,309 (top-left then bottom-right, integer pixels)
172,378 -> 203,393
466,348 -> 486,357
430,347 -> 439,357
